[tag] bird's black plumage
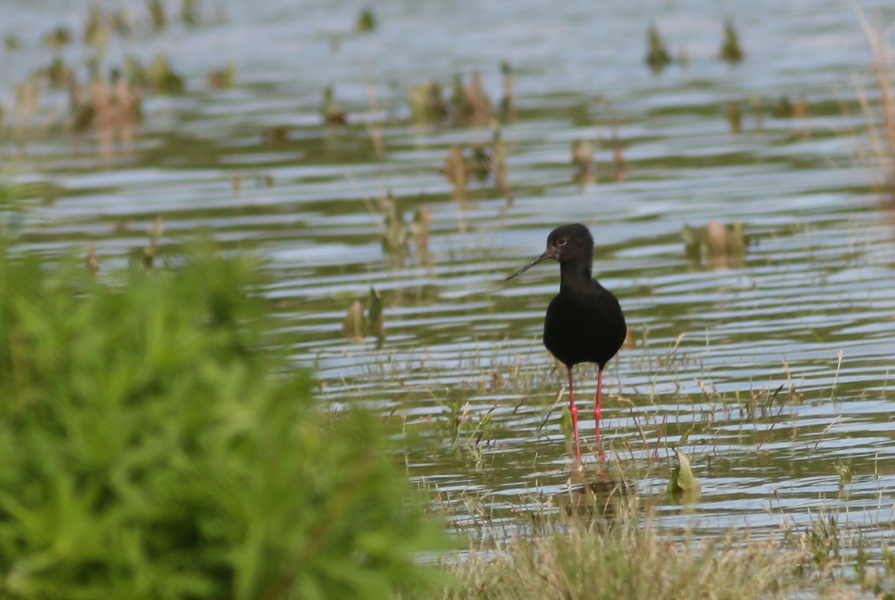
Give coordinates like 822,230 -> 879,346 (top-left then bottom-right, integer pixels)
507,223 -> 626,464
541,224 -> 626,370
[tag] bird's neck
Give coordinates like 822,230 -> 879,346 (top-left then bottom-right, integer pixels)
559,261 -> 594,290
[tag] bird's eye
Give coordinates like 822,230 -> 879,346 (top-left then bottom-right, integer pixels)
557,239 -> 567,246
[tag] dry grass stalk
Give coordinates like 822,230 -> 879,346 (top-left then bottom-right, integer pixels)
500,60 -> 516,123
443,145 -> 470,202
433,504 -> 813,600
857,12 -> 895,202
612,129 -> 626,182
572,139 -> 594,174
490,121 -> 511,199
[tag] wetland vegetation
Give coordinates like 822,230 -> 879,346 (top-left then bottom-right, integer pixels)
3,0 -> 895,598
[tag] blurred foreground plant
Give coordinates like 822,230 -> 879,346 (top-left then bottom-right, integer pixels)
0,240 -> 446,599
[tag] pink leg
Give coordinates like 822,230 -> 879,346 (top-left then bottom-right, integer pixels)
568,368 -> 582,465
595,369 -> 606,462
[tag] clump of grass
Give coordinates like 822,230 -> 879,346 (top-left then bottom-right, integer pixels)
781,508 -> 895,595
207,60 -> 236,89
69,68 -> 143,131
3,0 -> 236,138
322,84 -> 347,125
342,286 -> 385,345
423,500 -> 811,600
409,80 -> 449,124
443,145 -> 471,201
356,7 -> 376,32
451,71 -> 492,127
148,0 -> 167,31
719,19 -> 744,64
147,52 -> 186,93
645,26 -> 672,73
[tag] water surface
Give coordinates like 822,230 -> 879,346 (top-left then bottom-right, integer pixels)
5,0 -> 895,538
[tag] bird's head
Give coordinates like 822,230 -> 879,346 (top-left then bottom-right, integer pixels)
506,223 -> 594,280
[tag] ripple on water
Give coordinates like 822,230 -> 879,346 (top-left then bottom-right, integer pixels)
7,0 -> 895,539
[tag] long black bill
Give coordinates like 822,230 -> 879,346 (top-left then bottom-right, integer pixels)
506,252 -> 550,280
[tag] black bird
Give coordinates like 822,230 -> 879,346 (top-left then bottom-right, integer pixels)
507,223 -> 627,463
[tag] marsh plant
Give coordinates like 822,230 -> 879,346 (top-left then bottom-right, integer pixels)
857,12 -> 895,204
0,239 -> 448,600
409,495 -> 831,600
645,26 -> 672,73
719,19 -> 744,64
404,484 -> 895,600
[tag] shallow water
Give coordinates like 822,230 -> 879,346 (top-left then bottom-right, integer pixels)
5,0 -> 895,538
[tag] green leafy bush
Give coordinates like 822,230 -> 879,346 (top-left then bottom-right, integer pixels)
0,241 -> 445,599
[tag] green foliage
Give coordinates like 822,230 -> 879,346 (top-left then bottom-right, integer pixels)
0,181 -> 30,239
668,449 -> 701,502
0,241 -> 446,599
